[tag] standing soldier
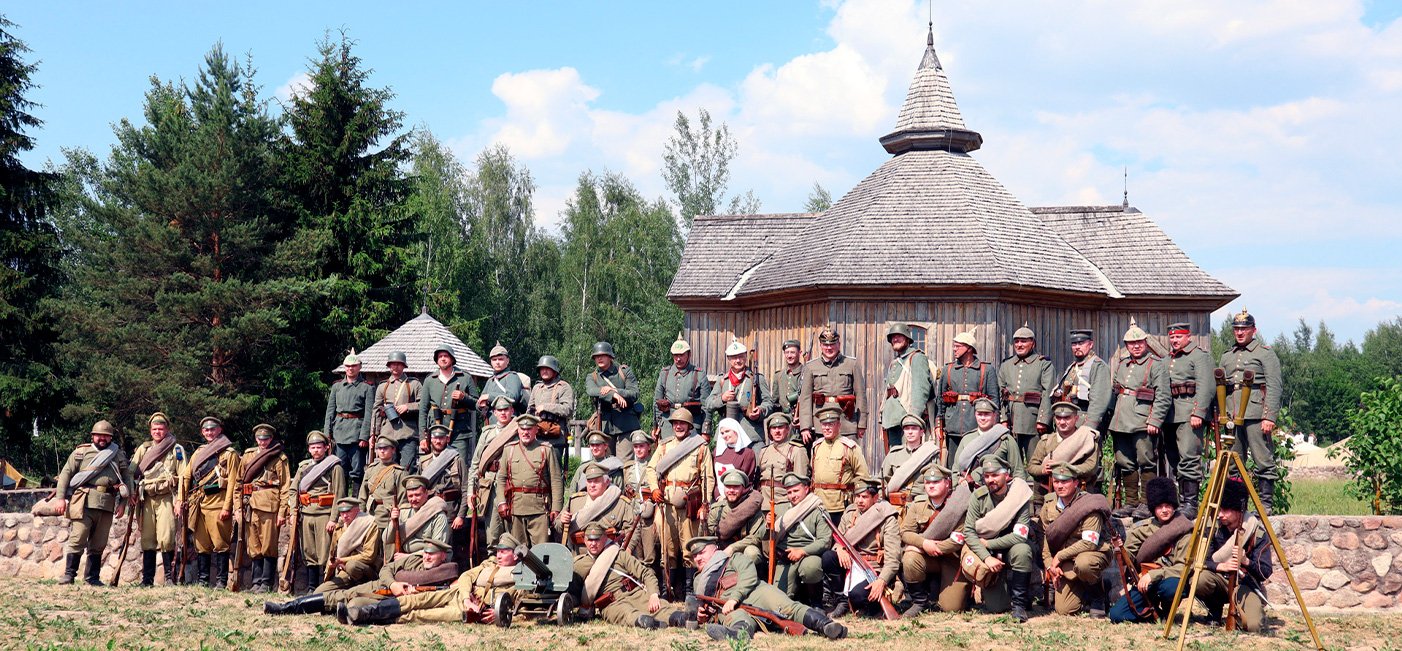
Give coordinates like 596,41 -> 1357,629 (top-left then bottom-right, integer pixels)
770,473 -> 831,606
809,403 -> 870,521
654,334 -> 708,440
239,424 -> 291,593
646,408 -> 715,595
998,324 -> 1054,463
1108,320 -> 1170,518
418,425 -> 468,540
529,355 -> 575,469
585,341 -> 643,460
569,432 -> 624,491
557,462 -> 635,550
420,343 -> 480,467
756,413 -> 808,514
1040,463 -> 1111,617
494,413 -> 564,548
290,432 -> 345,592
772,339 -> 806,444
960,456 -> 1036,623
622,431 -> 658,566
1055,329 -> 1112,491
821,476 -> 900,618
469,397 -> 516,554
881,323 -> 933,451
478,343 -> 530,415
880,415 -> 940,507
798,325 -> 866,441
55,420 -> 134,585
132,412 -> 185,586
1220,309 -> 1283,511
934,330 -> 998,458
1027,402 -> 1101,499
359,439 -> 406,535
181,416 -> 240,588
374,351 -> 422,471
705,337 -> 773,446
897,466 -> 971,616
1166,322 -> 1214,517
325,352 -> 374,492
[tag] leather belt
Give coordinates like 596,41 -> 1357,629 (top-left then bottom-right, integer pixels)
299,493 -> 334,507
814,482 -> 852,491
336,412 -> 363,419
511,486 -> 548,495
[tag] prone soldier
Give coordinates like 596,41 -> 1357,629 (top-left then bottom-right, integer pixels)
343,533 -> 524,625
181,416 -> 240,588
55,420 -> 135,585
264,537 -> 458,617
239,424 -> 292,593
132,412 -> 185,586
687,536 -> 847,641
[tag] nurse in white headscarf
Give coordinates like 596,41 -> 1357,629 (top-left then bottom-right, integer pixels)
713,417 -> 757,496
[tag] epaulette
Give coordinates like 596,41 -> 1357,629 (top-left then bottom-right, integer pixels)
972,485 -> 991,499
245,447 -> 260,454
570,490 -> 587,498
840,437 -> 857,449
297,459 -> 314,468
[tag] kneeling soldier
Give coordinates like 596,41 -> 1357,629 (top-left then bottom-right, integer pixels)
316,498 -> 383,592
1192,479 -> 1273,632
961,455 -> 1036,622
688,536 -> 847,641
388,475 -> 450,556
707,469 -> 766,560
898,465 -> 971,616
346,533 -> 525,625
880,414 -> 940,507
1110,477 -> 1192,623
821,476 -> 899,618
1041,462 -> 1111,616
769,472 -> 831,606
576,522 -> 686,629
56,420 -> 135,585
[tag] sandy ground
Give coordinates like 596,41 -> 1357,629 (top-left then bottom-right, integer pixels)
1,577 -> 1385,651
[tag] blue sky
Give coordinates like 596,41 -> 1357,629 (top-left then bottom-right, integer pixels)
10,1 -> 1402,345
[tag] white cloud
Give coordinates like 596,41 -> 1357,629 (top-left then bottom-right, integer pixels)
1213,267 -> 1402,343
275,72 -> 312,103
483,68 -> 599,159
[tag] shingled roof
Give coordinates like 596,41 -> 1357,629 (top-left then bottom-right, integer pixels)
332,309 -> 492,378
668,27 -> 1233,305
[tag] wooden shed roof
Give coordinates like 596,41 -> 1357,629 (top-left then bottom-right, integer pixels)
332,309 -> 492,378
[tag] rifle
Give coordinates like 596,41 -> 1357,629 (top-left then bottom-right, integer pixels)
695,595 -> 806,636
279,502 -> 302,593
373,585 -> 442,597
766,465 -> 778,584
621,495 -> 645,551
1109,520 -> 1157,622
109,500 -> 139,586
230,488 -> 251,591
174,491 -> 190,584
468,503 -> 479,566
825,514 -> 900,620
1224,529 -> 1245,631
391,501 -> 403,555
655,489 -> 674,600
937,427 -> 948,467
749,339 -> 760,416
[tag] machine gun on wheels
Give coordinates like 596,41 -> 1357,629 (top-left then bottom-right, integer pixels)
491,543 -> 577,628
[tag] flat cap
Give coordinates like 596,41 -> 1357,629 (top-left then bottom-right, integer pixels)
336,497 -> 362,512
306,430 -> 330,445
765,412 -> 793,430
1050,401 -> 1080,417
900,414 -> 926,429
1167,323 -> 1192,335
199,416 -> 223,430
427,424 -> 451,438
630,431 -> 654,445
685,536 -> 717,556
781,339 -> 801,351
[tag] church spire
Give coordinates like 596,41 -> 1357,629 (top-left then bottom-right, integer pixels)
879,24 -> 983,155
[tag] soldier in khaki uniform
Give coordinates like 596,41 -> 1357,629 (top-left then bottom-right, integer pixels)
557,462 -> 636,549
469,396 -> 516,551
132,412 -> 185,586
568,432 -> 624,492
530,355 -> 575,468
387,476 -> 450,555
961,455 -> 1036,622
585,341 -> 642,460
998,324 -> 1054,463
622,431 -> 658,566
289,431 -> 345,592
881,322 -> 933,451
494,413 -> 564,548
56,420 -> 135,585
688,536 -> 847,641
756,413 -> 808,512
799,325 -> 866,440
705,338 -> 773,446
706,469 -> 766,560
1041,462 -> 1111,616
646,408 -> 714,595
1165,322 -> 1214,516
344,533 -> 524,625
821,476 -> 899,618
419,425 -> 468,536
769,472 -> 831,606
1028,402 -> 1101,499
953,398 -> 1027,487
1108,320 -> 1171,517
574,523 -> 687,629
772,340 -> 806,444
1220,309 -> 1284,510
265,537 -> 458,617
880,414 -> 940,505
317,498 -> 383,592
373,351 -> 422,470
359,438 -> 405,533
654,335 -> 708,439
898,466 -> 970,616
181,416 -> 240,588
809,403 -> 869,520
325,352 -> 375,490
239,424 -> 292,592
935,330 -> 999,457
1190,479 -> 1273,632
1109,477 -> 1192,623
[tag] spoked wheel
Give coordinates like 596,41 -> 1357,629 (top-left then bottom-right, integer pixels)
554,592 -> 576,626
494,592 -> 514,628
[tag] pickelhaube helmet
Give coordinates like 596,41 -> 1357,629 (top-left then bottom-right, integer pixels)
1231,309 -> 1256,328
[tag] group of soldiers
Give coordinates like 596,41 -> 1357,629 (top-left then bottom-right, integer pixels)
49,308 -> 1281,638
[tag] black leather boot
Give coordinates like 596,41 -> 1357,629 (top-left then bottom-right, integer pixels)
246,557 -> 263,593
1179,479 -> 1200,519
1009,570 -> 1032,623
635,614 -> 664,629
60,553 -> 81,584
1257,478 -> 1275,515
140,550 -> 157,586
196,554 -> 211,586
161,552 -> 176,585
83,553 -> 104,586
666,610 -> 691,628
263,593 -> 325,616
801,606 -> 848,639
305,565 -> 323,594
211,552 -> 229,589
705,618 -> 756,641
902,577 -> 929,617
347,597 -> 401,626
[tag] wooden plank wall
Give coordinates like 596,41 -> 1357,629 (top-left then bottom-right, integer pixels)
683,301 -> 1215,469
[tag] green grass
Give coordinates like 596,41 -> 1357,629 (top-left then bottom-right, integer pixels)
1286,477 -> 1372,515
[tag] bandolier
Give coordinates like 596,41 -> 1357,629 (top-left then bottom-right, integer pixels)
239,423 -> 292,593
132,412 -> 185,585
183,416 -> 241,588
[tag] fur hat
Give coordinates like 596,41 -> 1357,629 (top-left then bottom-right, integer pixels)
1144,476 -> 1179,508
1221,478 -> 1249,512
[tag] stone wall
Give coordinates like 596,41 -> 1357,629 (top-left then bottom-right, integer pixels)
1267,515 -> 1401,611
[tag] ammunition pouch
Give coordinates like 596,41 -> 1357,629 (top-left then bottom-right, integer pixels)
887,491 -> 908,507
1169,382 -> 1197,397
299,493 -> 335,508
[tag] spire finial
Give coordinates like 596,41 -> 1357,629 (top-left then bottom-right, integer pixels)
1123,166 -> 1129,209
